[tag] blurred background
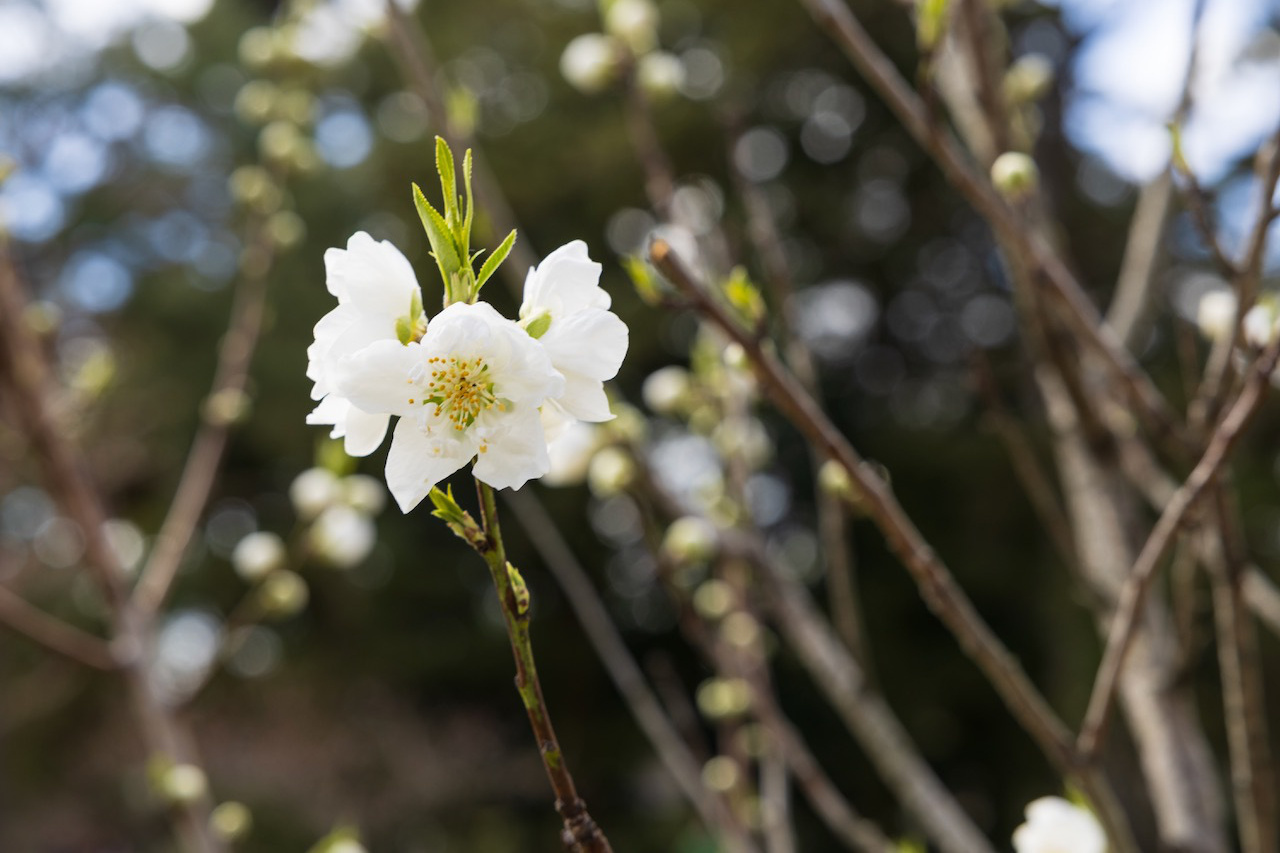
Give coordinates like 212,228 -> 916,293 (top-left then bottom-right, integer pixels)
2,0 -> 1280,849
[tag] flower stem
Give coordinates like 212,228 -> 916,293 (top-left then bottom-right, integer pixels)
474,480 -> 613,853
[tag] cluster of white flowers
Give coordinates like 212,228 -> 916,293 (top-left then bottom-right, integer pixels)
307,234 -> 628,512
559,0 -> 686,99
1195,288 -> 1280,349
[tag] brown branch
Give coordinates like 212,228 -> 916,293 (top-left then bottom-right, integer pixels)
1206,487 -> 1276,853
0,246 -> 223,852
650,238 -> 1076,769
1244,567 -> 1280,639
795,0 -> 1189,458
1077,333 -> 1280,758
474,483 -> 612,853
0,585 -> 118,671
132,218 -> 275,615
1106,172 -> 1175,350
503,489 -> 759,852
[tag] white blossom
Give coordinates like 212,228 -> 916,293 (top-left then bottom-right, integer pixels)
560,34 -> 620,94
290,467 -> 341,519
1243,300 -> 1280,349
307,232 -> 423,457
335,301 -> 564,512
543,421 -> 603,487
642,365 -> 691,414
232,531 -> 286,582
309,505 -> 376,569
1196,289 -> 1237,342
521,241 -> 629,437
638,52 -> 685,98
1012,797 -> 1105,853
604,0 -> 658,54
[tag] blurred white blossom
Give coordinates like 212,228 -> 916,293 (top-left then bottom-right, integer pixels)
642,365 -> 691,414
1196,288 -> 1237,342
231,531 -> 286,582
290,467 -> 341,519
544,421 -> 604,487
309,505 -> 376,569
1012,796 -> 1105,853
1243,299 -> 1280,348
560,34 -> 620,93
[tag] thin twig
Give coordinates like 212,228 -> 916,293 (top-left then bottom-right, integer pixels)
1206,487 -> 1276,853
1106,172 -> 1175,350
795,0 -> 1189,458
1077,333 -> 1280,758
503,488 -> 758,852
0,585 -> 118,671
0,246 -> 223,853
650,239 -> 1075,767
1244,567 -> 1280,639
132,218 -> 275,615
473,482 -> 612,853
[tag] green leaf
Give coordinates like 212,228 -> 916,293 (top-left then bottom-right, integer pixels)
474,229 -> 517,295
506,562 -> 530,616
409,287 -> 423,322
428,485 -> 466,526
916,0 -> 950,51
395,315 -> 413,345
413,183 -> 463,300
622,255 -> 663,306
462,148 -> 475,257
435,136 -> 458,226
524,311 -> 552,339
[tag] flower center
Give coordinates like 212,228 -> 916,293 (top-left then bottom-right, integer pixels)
422,355 -> 499,431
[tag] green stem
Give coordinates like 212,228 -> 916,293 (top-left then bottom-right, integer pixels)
473,480 -> 614,853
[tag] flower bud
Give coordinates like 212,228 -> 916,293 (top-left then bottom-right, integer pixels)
663,516 -> 718,563
233,80 -> 278,125
605,0 -> 659,54
721,611 -> 761,648
342,474 -> 387,514
232,531 -> 286,582
22,300 -> 62,336
210,801 -> 253,842
692,578 -> 734,620
991,152 -> 1039,200
697,677 -> 752,720
238,27 -> 278,70
1004,53 -> 1054,104
560,34 -> 621,94
701,755 -> 741,792
642,365 -> 691,414
1196,289 -> 1237,343
267,210 -> 306,250
587,447 -> 636,496
259,120 -> 304,166
638,52 -> 685,98
290,467 -> 340,519
256,570 -> 309,619
544,422 -> 602,487
157,763 -> 208,805
1243,300 -> 1280,349
309,505 -> 376,569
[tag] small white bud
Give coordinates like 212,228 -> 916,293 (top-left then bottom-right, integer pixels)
256,570 -> 309,619
1004,53 -> 1054,104
309,505 -> 376,570
1196,289 -> 1238,343
701,755 -> 741,792
560,34 -> 621,94
232,531 -> 287,582
697,677 -> 752,721
588,447 -> 636,497
341,474 -> 387,514
692,579 -> 734,620
1013,796 -> 1105,853
290,467 -> 340,519
605,0 -> 659,54
642,365 -> 691,414
210,801 -> 253,842
991,152 -> 1039,200
663,516 -> 718,563
158,764 -> 208,805
1243,300 -> 1280,349
638,52 -> 685,99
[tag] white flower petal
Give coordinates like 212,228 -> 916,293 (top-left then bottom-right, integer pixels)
541,308 -> 629,381
555,374 -> 615,423
385,417 -> 474,512
522,240 -> 609,316
472,408 -> 551,490
306,395 -> 350,435
333,339 -> 423,418
342,408 -> 391,457
325,231 -> 421,319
